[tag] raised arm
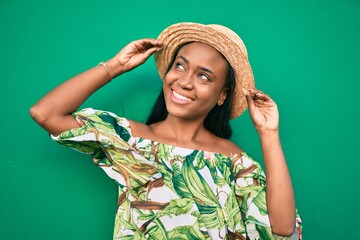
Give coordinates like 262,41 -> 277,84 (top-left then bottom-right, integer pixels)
243,88 -> 296,236
30,39 -> 163,136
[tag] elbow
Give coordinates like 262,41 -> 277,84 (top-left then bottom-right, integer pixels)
271,224 -> 295,237
269,208 -> 297,237
29,104 -> 49,126
30,104 -> 77,136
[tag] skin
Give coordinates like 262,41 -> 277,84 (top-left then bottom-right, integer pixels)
30,39 -> 296,236
140,42 -> 232,152
163,43 -> 228,121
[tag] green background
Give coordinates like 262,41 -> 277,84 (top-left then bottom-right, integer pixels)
1,0 -> 359,239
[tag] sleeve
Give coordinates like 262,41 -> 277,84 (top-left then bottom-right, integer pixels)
50,108 -> 134,176
51,108 -> 160,189
232,152 -> 303,240
51,108 -> 132,157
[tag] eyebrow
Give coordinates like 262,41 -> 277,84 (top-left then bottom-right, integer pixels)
177,55 -> 214,74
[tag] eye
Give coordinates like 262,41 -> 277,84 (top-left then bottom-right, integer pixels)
198,73 -> 210,81
175,62 -> 185,71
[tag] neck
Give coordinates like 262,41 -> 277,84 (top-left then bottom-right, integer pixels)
150,115 -> 208,146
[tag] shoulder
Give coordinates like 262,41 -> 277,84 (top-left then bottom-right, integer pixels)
223,139 -> 243,156
206,133 -> 243,157
127,119 -> 153,138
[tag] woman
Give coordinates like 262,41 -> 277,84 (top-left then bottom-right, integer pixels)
30,22 -> 302,239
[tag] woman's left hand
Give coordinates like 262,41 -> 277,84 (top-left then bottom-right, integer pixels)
243,89 -> 279,132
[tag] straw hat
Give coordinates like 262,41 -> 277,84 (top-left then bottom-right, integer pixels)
154,22 -> 255,119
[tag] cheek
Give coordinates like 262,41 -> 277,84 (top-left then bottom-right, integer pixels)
196,85 -> 221,101
163,71 -> 176,84
162,80 -> 169,95
162,74 -> 174,95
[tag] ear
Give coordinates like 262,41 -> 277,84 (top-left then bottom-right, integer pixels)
217,88 -> 227,106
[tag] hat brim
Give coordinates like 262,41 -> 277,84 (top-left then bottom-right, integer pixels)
154,22 -> 255,119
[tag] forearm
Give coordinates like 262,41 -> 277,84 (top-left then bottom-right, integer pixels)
30,58 -> 123,135
258,130 -> 296,236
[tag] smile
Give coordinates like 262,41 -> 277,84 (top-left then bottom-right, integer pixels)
172,90 -> 193,102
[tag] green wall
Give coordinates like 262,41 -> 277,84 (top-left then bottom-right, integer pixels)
1,0 -> 359,239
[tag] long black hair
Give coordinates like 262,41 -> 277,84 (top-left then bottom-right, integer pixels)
146,44 -> 236,139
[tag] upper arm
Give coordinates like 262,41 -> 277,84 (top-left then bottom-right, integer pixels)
30,104 -> 81,136
48,115 -> 82,136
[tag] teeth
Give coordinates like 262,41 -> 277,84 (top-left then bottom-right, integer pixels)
173,91 -> 192,102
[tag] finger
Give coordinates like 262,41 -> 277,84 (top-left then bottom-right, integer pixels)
142,46 -> 160,59
243,88 -> 256,110
137,38 -> 163,48
249,89 -> 271,102
144,38 -> 163,45
249,89 -> 261,99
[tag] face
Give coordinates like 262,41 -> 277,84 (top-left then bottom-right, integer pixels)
163,42 -> 228,121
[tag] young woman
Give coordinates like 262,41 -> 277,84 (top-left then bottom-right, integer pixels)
30,22 -> 302,239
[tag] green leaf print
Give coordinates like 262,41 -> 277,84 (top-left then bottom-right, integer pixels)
59,124 -> 87,138
114,235 -> 138,240
110,149 -> 158,189
196,204 -> 224,229
252,189 -> 268,216
146,224 -> 169,239
60,139 -> 100,155
158,144 -> 171,163
167,227 -> 190,240
236,185 -> 264,204
182,155 -> 218,205
156,165 -> 177,192
156,198 -> 193,218
255,223 -> 276,240
53,109 -> 303,239
193,151 -> 206,170
246,215 -> 269,229
97,113 -> 131,141
137,214 -> 155,221
168,224 -> 207,240
134,230 -> 149,240
145,225 -> 160,239
203,159 -> 228,187
171,162 -> 193,199
224,191 -> 242,229
214,153 -> 233,183
116,217 -> 138,231
77,111 -> 113,132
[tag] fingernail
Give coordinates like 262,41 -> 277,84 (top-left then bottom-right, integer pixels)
242,88 -> 248,96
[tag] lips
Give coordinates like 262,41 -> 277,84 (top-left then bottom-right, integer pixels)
172,90 -> 193,102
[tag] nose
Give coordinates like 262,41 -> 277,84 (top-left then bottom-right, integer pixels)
177,74 -> 194,90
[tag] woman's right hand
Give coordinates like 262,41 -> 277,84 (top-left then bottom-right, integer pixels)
112,38 -> 163,74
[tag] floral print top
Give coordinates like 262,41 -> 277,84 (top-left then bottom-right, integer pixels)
52,108 -> 302,240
